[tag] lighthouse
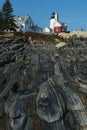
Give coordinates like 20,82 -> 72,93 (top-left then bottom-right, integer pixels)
50,12 -> 59,29
50,12 -> 67,33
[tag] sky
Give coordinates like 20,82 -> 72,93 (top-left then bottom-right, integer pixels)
0,0 -> 87,31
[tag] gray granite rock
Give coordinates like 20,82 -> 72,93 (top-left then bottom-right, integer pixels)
0,35 -> 87,130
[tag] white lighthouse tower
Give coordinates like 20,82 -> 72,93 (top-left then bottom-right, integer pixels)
50,12 -> 59,30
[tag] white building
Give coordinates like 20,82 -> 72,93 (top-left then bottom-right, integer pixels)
43,12 -> 67,34
43,27 -> 52,34
50,12 -> 67,33
14,13 -> 67,34
14,16 -> 43,33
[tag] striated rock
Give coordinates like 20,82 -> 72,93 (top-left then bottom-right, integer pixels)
0,34 -> 87,130
55,42 -> 67,49
58,30 -> 87,39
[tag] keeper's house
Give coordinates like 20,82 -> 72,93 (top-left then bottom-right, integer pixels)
14,16 -> 43,33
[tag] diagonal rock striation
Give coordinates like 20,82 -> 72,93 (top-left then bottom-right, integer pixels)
0,33 -> 87,130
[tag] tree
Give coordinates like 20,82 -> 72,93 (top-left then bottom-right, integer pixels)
2,0 -> 17,31
0,10 -> 4,31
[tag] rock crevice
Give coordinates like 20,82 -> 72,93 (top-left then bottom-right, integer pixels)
0,34 -> 87,130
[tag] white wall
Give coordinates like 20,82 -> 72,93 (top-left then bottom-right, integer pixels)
25,18 -> 34,32
50,19 -> 56,30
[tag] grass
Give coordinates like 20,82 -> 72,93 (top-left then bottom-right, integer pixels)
0,31 -> 65,43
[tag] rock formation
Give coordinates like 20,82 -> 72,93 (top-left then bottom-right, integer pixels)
0,33 -> 87,130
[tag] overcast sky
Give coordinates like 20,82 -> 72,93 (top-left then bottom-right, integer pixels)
0,0 -> 87,31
